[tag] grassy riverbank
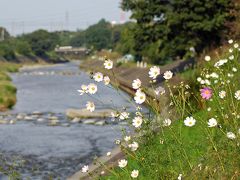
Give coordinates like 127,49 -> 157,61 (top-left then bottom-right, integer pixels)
0,63 -> 20,111
98,45 -> 240,179
78,42 -> 240,179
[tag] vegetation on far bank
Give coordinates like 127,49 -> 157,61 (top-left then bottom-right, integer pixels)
0,62 -> 20,111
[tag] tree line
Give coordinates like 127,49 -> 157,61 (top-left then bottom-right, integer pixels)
1,0 -> 240,64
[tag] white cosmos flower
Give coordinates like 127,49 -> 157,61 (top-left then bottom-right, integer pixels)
204,55 -> 211,61
177,174 -> 182,180
200,80 -> 205,84
93,72 -> 103,82
104,59 -> 113,69
129,141 -> 139,151
205,79 -> 211,85
115,139 -> 121,144
184,116 -> 196,127
232,67 -> 237,72
229,48 -> 233,53
207,107 -> 211,112
106,152 -> 111,156
134,90 -> 146,104
118,159 -> 127,168
197,77 -> 202,82
215,59 -> 228,67
219,91 -> 226,99
86,101 -> 95,112
149,66 -> 160,79
210,72 -> 219,79
227,132 -> 236,139
132,116 -> 143,128
110,112 -> 118,118
163,118 -> 171,127
131,170 -> 139,178
208,118 -> 217,127
228,39 -> 233,44
154,86 -> 165,95
103,76 -> 110,85
124,136 -> 131,142
77,84 -> 88,95
119,112 -> 129,120
82,165 -> 89,173
234,90 -> 240,100
229,55 -> 234,60
132,79 -> 142,89
163,71 -> 173,80
234,43 -> 239,48
88,83 -> 97,94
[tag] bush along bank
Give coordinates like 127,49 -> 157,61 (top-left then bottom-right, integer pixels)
75,40 -> 240,179
0,63 -> 20,111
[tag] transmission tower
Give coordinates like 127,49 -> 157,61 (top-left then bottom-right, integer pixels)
65,11 -> 69,31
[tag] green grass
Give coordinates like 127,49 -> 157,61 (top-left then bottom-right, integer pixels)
100,110 -> 239,179
0,62 -> 20,110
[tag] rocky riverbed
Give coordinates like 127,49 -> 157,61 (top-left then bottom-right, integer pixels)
0,61 -> 138,179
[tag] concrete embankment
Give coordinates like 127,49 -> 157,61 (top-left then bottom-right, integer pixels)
68,146 -> 123,180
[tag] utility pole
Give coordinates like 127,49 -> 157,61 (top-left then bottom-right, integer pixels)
11,21 -> 15,36
22,21 -> 25,34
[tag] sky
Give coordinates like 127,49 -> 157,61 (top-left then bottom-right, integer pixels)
0,0 -> 130,35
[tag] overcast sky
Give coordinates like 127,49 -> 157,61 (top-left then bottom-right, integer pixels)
0,0 -> 130,35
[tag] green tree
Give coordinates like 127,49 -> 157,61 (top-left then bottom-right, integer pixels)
115,22 -> 135,55
122,0 -> 236,64
70,30 -> 86,47
0,42 -> 16,60
14,39 -> 32,56
84,19 -> 112,50
23,29 -> 60,56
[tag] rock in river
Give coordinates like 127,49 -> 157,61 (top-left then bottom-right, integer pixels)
48,116 -> 58,120
66,109 -> 112,119
71,118 -> 81,123
82,119 -> 96,125
0,120 -> 8,124
95,120 -> 106,126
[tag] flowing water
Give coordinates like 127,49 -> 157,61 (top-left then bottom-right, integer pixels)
0,61 -> 138,179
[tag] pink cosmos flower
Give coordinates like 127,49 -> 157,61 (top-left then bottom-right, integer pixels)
200,87 -> 212,100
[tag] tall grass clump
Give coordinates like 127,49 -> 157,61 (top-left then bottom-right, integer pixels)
0,62 -> 19,110
78,40 -> 240,179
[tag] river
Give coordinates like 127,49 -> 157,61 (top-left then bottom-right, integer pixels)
0,61 -> 137,179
